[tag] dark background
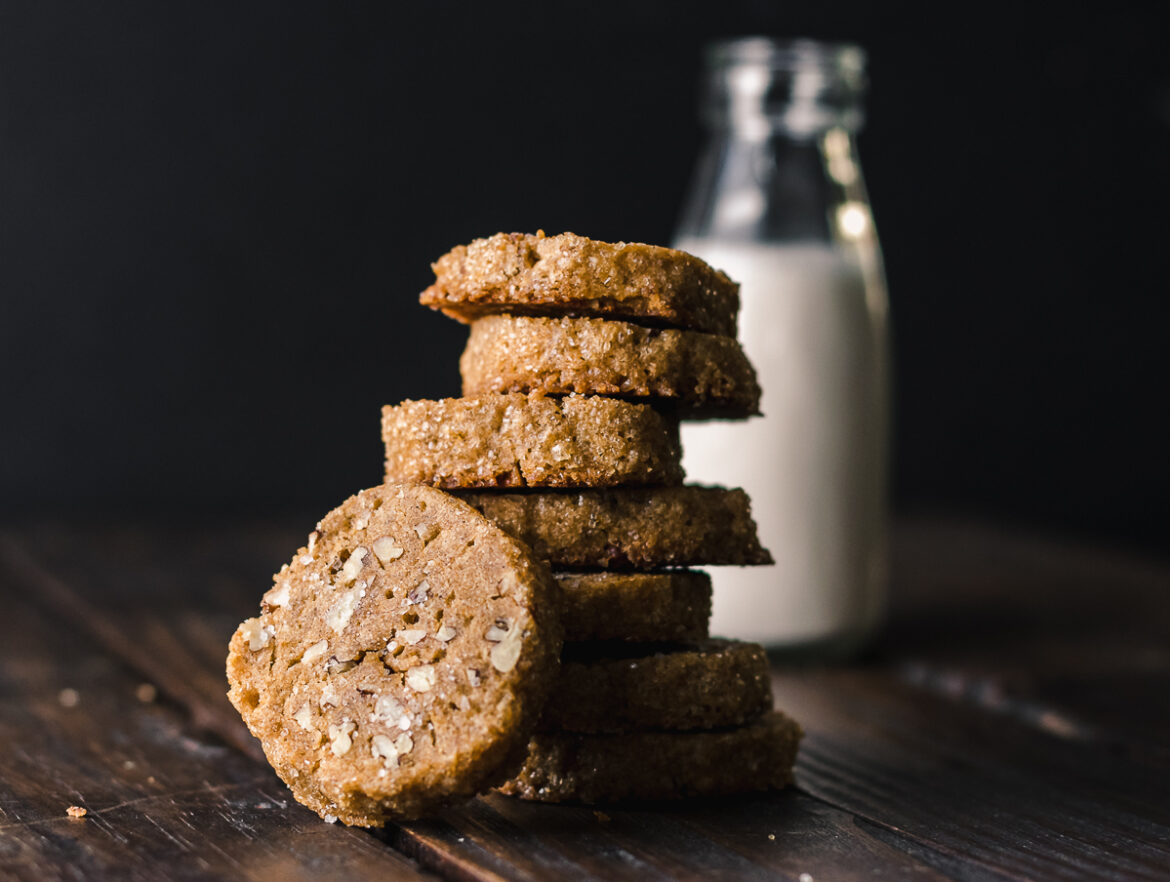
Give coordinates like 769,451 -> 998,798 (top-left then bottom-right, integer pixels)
2,2 -> 1167,553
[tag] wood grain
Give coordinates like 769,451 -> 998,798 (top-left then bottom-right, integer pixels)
3,518 -> 1169,881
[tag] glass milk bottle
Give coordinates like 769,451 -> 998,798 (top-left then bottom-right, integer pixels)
674,38 -> 890,656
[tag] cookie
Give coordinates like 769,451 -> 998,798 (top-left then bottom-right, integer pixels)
499,711 -> 802,804
557,571 -> 711,643
420,231 -> 740,336
226,483 -> 562,825
460,315 -> 761,416
382,394 -> 683,489
544,639 -> 772,733
455,486 -> 772,569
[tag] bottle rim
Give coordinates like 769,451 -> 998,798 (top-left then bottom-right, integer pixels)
700,37 -> 867,136
706,37 -> 866,80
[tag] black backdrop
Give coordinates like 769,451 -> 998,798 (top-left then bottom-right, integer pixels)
2,2 -> 1167,552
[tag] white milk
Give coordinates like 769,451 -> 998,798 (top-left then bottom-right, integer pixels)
674,239 -> 888,648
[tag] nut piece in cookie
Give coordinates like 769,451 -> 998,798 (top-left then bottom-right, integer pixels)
226,483 -> 561,825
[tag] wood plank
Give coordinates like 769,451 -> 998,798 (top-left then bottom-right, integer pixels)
882,519 -> 1170,752
770,670 -> 1170,882
885,522 -> 1170,772
382,790 -> 957,882
0,547 -> 435,882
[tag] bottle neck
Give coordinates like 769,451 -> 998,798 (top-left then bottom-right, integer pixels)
676,39 -> 870,245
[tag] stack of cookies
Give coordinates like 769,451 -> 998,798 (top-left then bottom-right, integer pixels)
227,231 -> 802,826
389,230 -> 802,803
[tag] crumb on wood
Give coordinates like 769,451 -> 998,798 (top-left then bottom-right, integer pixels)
58,688 -> 80,708
135,683 -> 158,703
66,806 -> 87,819
593,810 -> 611,823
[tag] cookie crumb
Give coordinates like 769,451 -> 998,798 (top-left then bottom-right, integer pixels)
135,683 -> 158,704
58,688 -> 80,708
767,833 -> 776,841
593,810 -> 611,823
66,806 -> 87,819
799,874 -> 813,882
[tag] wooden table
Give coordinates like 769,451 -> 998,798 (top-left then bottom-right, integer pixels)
2,518 -> 1168,881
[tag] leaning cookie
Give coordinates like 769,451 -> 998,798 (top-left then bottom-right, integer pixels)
421,231 -> 740,336
461,315 -> 760,417
543,639 -> 772,733
382,394 -> 683,489
226,483 -> 562,825
500,711 -> 802,804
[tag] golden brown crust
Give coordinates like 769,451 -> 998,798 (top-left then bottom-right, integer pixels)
226,483 -> 562,825
499,711 -> 802,804
455,485 -> 772,569
382,394 -> 683,489
557,571 -> 711,643
460,315 -> 761,417
544,639 -> 771,733
421,232 -> 740,336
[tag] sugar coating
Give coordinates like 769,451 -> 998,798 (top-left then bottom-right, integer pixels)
457,485 -> 773,569
461,315 -> 760,417
420,231 -> 740,336
381,394 -> 683,489
226,483 -> 562,825
500,711 -> 802,804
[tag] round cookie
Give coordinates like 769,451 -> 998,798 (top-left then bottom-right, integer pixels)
455,486 -> 773,569
556,571 -> 711,643
420,231 -> 740,336
381,394 -> 683,489
544,639 -> 772,733
460,315 -> 761,416
226,483 -> 562,825
500,711 -> 803,804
